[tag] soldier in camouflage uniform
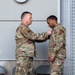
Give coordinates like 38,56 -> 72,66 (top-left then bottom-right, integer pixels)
15,11 -> 51,75
46,15 -> 66,75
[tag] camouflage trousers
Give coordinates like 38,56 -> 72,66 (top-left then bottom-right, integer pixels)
50,58 -> 64,75
15,56 -> 33,75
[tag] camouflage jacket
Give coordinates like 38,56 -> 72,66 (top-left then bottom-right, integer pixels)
15,23 -> 49,57
48,24 -> 66,59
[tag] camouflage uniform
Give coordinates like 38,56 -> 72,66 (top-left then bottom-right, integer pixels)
48,24 -> 66,75
15,23 -> 49,75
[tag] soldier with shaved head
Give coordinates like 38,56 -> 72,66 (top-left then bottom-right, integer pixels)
15,11 -> 51,75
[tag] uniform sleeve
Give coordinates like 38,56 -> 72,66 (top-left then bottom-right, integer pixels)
21,26 -> 49,41
50,28 -> 66,57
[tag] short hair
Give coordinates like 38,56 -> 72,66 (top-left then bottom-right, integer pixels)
47,15 -> 58,21
21,11 -> 32,19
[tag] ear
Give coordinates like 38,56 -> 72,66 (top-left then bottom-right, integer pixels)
52,20 -> 56,23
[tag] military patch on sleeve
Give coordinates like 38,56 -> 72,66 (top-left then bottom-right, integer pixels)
59,29 -> 64,35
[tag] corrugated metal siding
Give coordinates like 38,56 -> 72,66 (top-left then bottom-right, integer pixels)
60,0 -> 72,75
71,0 -> 75,74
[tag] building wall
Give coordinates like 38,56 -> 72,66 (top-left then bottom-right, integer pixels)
0,0 -> 59,75
60,0 -> 71,75
0,60 -> 49,75
0,0 -> 59,60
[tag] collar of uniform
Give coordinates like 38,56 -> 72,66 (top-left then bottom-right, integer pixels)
53,23 -> 60,29
20,23 -> 28,27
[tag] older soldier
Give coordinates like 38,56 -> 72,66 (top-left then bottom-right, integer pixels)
46,15 -> 66,75
15,11 -> 51,75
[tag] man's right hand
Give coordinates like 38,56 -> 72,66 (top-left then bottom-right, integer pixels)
48,56 -> 55,62
47,30 -> 52,35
